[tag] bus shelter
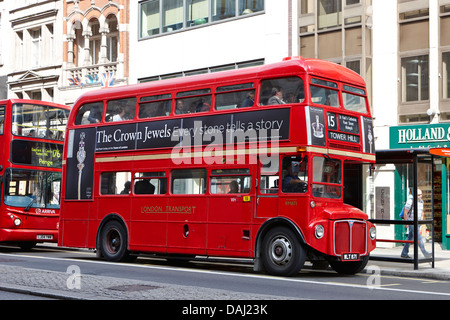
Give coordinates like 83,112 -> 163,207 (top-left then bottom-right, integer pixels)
368,149 -> 435,270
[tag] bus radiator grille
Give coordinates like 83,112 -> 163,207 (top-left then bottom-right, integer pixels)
333,220 -> 367,255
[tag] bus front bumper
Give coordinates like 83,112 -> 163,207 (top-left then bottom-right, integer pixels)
0,228 -> 58,243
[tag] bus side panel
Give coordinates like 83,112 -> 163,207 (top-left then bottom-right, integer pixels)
129,195 -> 168,252
59,201 -> 91,248
166,196 -> 207,255
60,220 -> 89,248
206,194 -> 253,257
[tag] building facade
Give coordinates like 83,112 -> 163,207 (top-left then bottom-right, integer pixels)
298,0 -> 450,250
60,0 -> 131,105
0,0 -> 64,101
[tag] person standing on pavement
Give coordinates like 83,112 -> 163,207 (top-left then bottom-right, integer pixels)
401,189 -> 431,259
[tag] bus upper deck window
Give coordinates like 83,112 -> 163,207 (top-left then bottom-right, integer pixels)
75,102 -> 104,125
175,89 -> 211,114
105,98 -> 137,122
259,77 -> 304,106
342,85 -> 367,113
139,94 -> 172,119
215,83 -> 255,110
310,78 -> 339,108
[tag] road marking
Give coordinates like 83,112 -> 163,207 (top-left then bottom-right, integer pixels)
1,252 -> 450,298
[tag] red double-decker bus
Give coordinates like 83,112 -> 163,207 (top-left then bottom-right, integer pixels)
0,99 -> 70,249
59,57 -> 376,276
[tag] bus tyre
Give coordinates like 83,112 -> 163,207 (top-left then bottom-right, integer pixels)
99,220 -> 130,262
261,227 -> 306,277
329,255 -> 369,275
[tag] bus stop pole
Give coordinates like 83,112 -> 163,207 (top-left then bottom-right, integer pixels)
413,155 -> 418,270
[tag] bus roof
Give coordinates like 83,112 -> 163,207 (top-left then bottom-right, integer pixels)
0,99 -> 70,110
75,57 -> 366,104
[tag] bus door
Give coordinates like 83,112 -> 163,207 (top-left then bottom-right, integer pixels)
256,156 -> 280,219
207,167 -> 254,256
167,168 -> 208,254
130,171 -> 168,251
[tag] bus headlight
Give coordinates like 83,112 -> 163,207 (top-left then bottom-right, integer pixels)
14,218 -> 21,226
369,226 -> 376,240
315,224 -> 325,239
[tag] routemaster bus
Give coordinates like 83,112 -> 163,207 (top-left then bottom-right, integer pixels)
0,99 -> 70,249
59,57 -> 376,276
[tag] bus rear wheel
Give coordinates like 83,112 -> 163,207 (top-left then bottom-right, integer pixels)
99,220 -> 130,262
261,226 -> 306,276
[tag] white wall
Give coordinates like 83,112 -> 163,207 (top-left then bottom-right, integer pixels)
130,0 -> 291,82
371,0 -> 399,150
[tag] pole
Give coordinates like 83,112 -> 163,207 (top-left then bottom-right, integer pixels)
413,155 -> 418,270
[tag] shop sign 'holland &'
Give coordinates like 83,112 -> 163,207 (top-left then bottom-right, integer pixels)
390,123 -> 450,149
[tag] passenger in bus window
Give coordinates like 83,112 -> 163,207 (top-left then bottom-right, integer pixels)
197,100 -> 210,112
240,91 -> 255,108
120,181 -> 131,194
134,180 -> 155,194
112,107 -> 126,121
88,106 -> 102,123
268,87 -> 286,105
175,100 -> 185,114
228,181 -> 239,193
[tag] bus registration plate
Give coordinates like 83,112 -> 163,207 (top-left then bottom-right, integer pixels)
37,235 -> 53,240
342,253 -> 359,261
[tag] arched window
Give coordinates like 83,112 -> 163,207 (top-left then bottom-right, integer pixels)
89,19 -> 101,65
106,15 -> 118,63
73,22 -> 83,67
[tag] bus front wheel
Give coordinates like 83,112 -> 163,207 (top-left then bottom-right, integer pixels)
261,226 -> 306,276
99,220 -> 130,262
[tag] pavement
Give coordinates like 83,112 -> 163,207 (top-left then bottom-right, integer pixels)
0,242 -> 449,300
366,242 -> 450,281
